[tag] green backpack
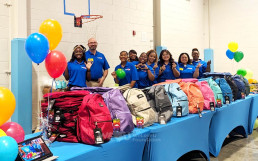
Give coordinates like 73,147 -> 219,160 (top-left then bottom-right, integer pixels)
199,77 -> 224,105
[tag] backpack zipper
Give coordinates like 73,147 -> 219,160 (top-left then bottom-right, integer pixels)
136,106 -> 152,113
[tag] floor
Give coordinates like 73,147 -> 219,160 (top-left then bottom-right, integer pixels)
178,128 -> 258,161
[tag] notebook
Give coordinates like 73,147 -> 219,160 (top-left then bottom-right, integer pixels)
16,135 -> 58,161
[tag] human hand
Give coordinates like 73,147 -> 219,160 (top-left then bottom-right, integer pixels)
207,60 -> 211,66
196,63 -> 202,68
85,62 -> 92,70
153,63 -> 158,70
161,65 -> 166,71
111,71 -> 117,79
172,63 -> 177,69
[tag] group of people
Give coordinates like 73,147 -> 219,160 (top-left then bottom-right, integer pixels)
64,38 -> 211,89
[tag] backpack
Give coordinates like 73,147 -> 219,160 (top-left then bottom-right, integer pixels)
203,72 -> 231,79
77,94 -> 113,145
164,83 -> 189,117
199,77 -> 224,105
178,82 -> 204,114
181,78 -> 198,83
238,75 -> 250,96
102,89 -> 134,134
232,75 -> 246,99
144,85 -> 173,123
215,78 -> 233,104
224,76 -> 239,101
195,81 -> 215,110
123,88 -> 157,127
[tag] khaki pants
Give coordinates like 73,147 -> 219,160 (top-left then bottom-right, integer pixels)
86,81 -> 99,87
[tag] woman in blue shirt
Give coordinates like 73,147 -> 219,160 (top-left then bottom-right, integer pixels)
157,50 -> 180,83
64,45 -> 92,88
112,51 -> 139,88
178,52 -> 201,78
134,52 -> 155,89
146,49 -> 159,85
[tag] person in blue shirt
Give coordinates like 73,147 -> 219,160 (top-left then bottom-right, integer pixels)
146,49 -> 159,85
64,45 -> 92,89
157,49 -> 180,83
85,38 -> 110,87
178,52 -> 201,78
134,52 -> 155,89
191,48 -> 211,78
112,51 -> 139,88
128,49 -> 139,62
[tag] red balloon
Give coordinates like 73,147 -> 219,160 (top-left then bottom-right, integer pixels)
45,50 -> 67,78
0,122 -> 25,143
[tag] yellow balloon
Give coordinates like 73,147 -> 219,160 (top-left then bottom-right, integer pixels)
228,42 -> 238,52
245,70 -> 253,80
39,19 -> 62,50
0,87 -> 16,126
0,129 -> 7,137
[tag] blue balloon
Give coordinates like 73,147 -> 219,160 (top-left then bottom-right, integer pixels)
0,136 -> 18,161
25,33 -> 49,64
226,49 -> 234,60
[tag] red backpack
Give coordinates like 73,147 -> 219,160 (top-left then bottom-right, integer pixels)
77,94 -> 113,145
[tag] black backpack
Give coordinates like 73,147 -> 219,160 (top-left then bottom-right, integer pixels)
238,75 -> 250,96
224,75 -> 239,101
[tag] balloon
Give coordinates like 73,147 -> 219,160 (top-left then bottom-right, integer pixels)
0,87 -> 16,126
226,49 -> 234,60
228,42 -> 238,52
234,51 -> 244,62
39,19 -> 62,50
45,50 -> 67,78
0,129 -> 6,137
249,79 -> 258,84
0,122 -> 25,143
116,69 -> 126,79
245,69 -> 253,80
25,33 -> 49,64
236,68 -> 247,76
254,119 -> 258,129
0,136 -> 18,161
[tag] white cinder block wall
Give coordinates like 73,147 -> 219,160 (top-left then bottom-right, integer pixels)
0,0 -> 10,88
209,0 -> 258,77
29,0 -> 154,129
160,0 -> 205,61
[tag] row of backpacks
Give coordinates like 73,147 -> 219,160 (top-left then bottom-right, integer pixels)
40,72 -> 250,145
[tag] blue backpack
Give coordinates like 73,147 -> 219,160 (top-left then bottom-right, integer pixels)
215,78 -> 233,104
199,77 -> 224,104
232,75 -> 246,99
203,72 -> 231,79
164,83 -> 189,117
238,75 -> 250,96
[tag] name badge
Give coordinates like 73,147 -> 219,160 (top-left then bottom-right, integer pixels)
179,68 -> 183,71
88,58 -> 94,62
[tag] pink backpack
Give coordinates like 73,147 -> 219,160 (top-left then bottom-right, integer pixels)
196,81 -> 215,110
77,94 -> 113,145
181,78 -> 198,83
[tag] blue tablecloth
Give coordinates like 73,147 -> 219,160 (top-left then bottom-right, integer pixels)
209,96 -> 252,157
248,94 -> 258,134
142,110 -> 215,161
25,128 -> 150,161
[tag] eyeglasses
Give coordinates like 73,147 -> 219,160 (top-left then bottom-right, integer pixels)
88,42 -> 97,44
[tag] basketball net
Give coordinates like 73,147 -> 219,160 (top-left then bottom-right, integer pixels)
82,15 -> 103,38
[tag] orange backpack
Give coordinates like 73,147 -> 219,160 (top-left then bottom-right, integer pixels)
154,79 -> 182,86
179,82 -> 204,114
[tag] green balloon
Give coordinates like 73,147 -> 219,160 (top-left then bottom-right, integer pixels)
234,51 -> 244,62
116,69 -> 126,79
237,68 -> 247,76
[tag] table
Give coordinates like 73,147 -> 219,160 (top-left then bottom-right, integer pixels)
142,111 -> 215,161
209,96 -> 252,157
248,94 -> 258,134
25,128 -> 150,161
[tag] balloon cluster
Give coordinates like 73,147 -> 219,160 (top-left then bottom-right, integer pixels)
0,87 -> 25,161
226,42 -> 244,63
25,19 -> 67,79
237,68 -> 254,82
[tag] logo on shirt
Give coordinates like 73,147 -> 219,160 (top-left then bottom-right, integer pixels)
125,69 -> 130,71
187,68 -> 193,70
97,57 -> 102,59
81,67 -> 86,69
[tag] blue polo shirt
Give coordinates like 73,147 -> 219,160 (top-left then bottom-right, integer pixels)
134,62 -> 154,89
115,62 -> 139,88
157,62 -> 180,83
149,63 -> 159,85
85,50 -> 110,80
67,60 -> 87,87
192,59 -> 207,78
178,63 -> 196,78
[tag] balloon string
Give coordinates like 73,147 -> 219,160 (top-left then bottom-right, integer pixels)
37,65 -> 41,132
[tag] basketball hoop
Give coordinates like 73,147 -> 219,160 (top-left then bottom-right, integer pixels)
81,15 -> 103,24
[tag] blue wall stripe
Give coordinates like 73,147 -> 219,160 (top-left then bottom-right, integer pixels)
204,48 -> 214,72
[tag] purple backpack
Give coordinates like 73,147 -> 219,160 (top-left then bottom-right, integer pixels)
102,89 -> 134,134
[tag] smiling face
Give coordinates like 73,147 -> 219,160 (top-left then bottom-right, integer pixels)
139,53 -> 148,63
73,47 -> 84,60
119,51 -> 128,63
148,52 -> 157,63
180,54 -> 189,64
192,50 -> 199,61
88,38 -> 98,51
162,51 -> 171,62
129,52 -> 137,61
